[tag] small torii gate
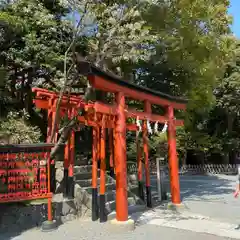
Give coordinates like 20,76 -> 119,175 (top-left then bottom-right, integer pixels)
33,62 -> 187,224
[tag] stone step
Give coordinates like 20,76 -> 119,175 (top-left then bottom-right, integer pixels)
83,183 -> 116,194
74,166 -> 113,178
105,197 -> 136,214
74,171 -> 99,180
74,165 -> 92,174
103,191 -> 140,203
103,191 -> 116,202
74,171 -> 114,181
129,185 -> 139,196
128,174 -> 139,185
75,177 -> 113,188
72,165 -> 146,219
75,159 -> 91,166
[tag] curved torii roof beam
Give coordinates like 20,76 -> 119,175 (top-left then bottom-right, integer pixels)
77,61 -> 187,110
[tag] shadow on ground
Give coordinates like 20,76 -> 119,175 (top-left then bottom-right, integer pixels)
0,199 -> 80,240
0,174 -> 236,239
150,174 -> 235,202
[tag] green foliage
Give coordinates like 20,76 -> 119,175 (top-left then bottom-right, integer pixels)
127,130 -> 168,161
176,40 -> 240,159
0,110 -> 41,143
138,0 -> 234,109
149,132 -> 168,158
0,0 -> 75,142
215,42 -> 240,115
1,0 -> 74,88
62,1 -> 157,75
14,4 -> 64,67
0,0 -> 238,164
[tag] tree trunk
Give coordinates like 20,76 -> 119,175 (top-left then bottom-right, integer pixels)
50,79 -> 95,159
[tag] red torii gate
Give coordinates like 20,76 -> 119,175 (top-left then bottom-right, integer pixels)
32,62 -> 187,224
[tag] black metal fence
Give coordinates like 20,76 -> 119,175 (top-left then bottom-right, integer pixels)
127,161 -> 238,175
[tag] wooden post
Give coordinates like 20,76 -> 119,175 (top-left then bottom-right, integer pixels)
113,125 -> 117,176
68,128 -> 75,199
143,100 -> 152,208
167,105 -> 181,204
136,130 -> 144,201
108,128 -> 114,177
92,126 -> 99,221
99,116 -> 107,222
46,98 -> 53,144
97,125 -> 101,168
115,92 -> 128,221
47,151 -> 53,222
47,97 -> 57,193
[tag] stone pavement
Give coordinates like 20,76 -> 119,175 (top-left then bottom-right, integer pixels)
3,204 -> 240,240
133,206 -> 240,239
2,215 -> 235,240
171,174 -> 240,224
150,174 -> 240,223
2,174 -> 240,240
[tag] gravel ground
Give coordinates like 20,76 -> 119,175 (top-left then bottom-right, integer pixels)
1,219 -> 235,240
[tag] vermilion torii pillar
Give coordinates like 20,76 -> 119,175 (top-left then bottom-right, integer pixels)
143,100 -> 152,208
99,120 -> 107,222
167,105 -> 181,204
47,97 -> 58,193
136,130 -> 144,201
115,92 -> 128,221
108,128 -> 114,178
91,126 -> 99,221
68,128 -> 75,198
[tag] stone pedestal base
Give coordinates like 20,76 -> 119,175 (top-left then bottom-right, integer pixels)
41,220 -> 58,232
167,202 -> 187,212
109,218 -> 135,233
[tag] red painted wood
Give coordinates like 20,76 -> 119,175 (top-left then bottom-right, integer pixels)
34,97 -> 184,127
34,93 -> 184,127
167,106 -> 181,204
89,76 -> 186,110
92,127 -> 98,189
108,129 -> 114,168
136,131 -> 142,182
0,147 -> 53,221
0,193 -> 52,203
100,122 -> 106,195
143,101 -> 151,188
115,92 -> 128,221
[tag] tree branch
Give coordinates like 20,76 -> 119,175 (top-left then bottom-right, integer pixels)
49,1 -> 90,144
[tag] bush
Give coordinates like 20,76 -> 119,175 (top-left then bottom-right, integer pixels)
0,110 -> 41,144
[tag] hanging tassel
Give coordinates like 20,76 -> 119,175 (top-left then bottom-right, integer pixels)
161,122 -> 168,133
136,116 -> 142,132
147,119 -> 153,135
154,121 -> 159,133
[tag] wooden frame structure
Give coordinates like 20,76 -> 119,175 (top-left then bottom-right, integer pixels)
33,62 -> 187,223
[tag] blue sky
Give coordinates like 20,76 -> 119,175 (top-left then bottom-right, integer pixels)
229,0 -> 240,37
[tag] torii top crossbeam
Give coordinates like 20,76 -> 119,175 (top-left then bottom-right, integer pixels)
78,61 -> 187,110
33,62 -> 187,129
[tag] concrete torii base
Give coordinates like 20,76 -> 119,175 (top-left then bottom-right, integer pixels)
41,220 -> 58,232
167,203 -> 187,212
108,218 -> 135,233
